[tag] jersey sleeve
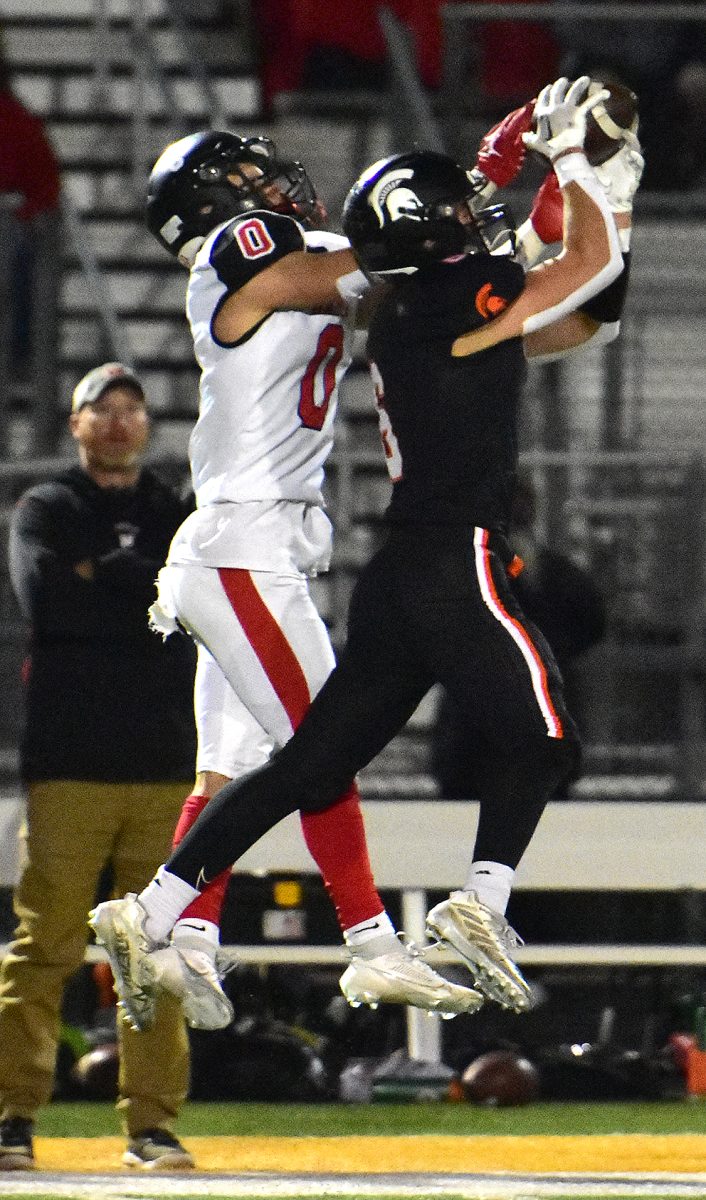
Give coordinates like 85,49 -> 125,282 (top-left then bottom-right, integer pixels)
209,210 -> 306,294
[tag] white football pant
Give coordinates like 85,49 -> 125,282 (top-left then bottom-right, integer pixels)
155,563 -> 336,780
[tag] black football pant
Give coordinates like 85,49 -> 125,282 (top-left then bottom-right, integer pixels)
168,524 -> 581,888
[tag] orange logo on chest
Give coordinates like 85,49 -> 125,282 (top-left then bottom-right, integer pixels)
475,282 -> 508,320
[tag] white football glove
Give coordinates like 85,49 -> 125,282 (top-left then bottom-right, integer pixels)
522,75 -> 608,161
592,131 -> 645,212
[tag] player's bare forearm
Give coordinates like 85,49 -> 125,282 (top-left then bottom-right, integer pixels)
267,248 -> 360,311
451,173 -> 621,357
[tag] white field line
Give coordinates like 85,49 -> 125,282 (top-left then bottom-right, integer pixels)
0,1170 -> 704,1198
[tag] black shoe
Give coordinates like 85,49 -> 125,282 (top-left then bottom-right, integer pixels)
0,1117 -> 34,1171
123,1128 -> 194,1170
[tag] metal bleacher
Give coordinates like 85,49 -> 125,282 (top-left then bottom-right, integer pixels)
5,0 -> 261,428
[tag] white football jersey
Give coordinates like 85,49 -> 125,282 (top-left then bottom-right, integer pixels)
168,212 -> 356,574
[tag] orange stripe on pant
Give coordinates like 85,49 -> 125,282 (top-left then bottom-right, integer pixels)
473,527 -> 564,738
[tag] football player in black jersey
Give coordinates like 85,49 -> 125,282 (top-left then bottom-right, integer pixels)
92,78 -> 642,1018
90,129 -> 484,1030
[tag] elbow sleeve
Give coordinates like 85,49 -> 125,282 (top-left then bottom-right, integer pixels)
579,252 -> 631,324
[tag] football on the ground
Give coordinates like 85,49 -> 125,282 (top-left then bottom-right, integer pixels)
462,1049 -> 540,1106
70,1042 -> 119,1100
584,79 -> 639,164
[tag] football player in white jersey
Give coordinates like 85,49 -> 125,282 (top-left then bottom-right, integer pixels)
91,130 -> 484,1033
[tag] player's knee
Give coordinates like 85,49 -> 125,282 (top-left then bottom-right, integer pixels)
558,733 -> 581,782
274,741 -> 352,814
297,786 -> 346,815
541,728 -> 582,791
294,769 -> 354,814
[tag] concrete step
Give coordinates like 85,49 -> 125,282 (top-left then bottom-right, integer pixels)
17,73 -> 260,122
4,19 -> 254,72
61,316 -> 193,362
2,0 -> 206,17
64,217 -> 172,264
61,269 -> 186,313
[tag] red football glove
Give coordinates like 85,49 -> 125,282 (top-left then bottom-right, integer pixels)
475,100 -> 536,189
528,169 -> 564,245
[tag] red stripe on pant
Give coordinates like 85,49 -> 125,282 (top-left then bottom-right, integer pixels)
176,568 -> 383,931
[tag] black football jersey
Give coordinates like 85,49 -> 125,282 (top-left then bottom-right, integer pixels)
367,252 -> 526,531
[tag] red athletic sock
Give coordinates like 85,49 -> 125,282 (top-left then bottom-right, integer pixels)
172,792 -> 210,847
171,792 -> 230,926
299,783 -> 384,931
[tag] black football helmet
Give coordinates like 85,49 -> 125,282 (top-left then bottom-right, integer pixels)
342,150 -> 514,277
146,130 -> 322,266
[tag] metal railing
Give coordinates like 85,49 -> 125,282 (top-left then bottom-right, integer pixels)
88,0 -> 229,188
0,202 -> 62,458
0,0 -> 246,456
60,192 -> 134,369
0,195 -> 131,459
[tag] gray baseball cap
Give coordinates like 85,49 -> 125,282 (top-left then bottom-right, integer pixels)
71,362 -> 145,412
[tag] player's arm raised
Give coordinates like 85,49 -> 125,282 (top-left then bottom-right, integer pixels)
520,133 -> 642,361
214,238 -> 360,342
452,78 -> 624,359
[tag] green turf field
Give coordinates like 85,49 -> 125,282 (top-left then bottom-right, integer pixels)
33,1099 -> 706,1138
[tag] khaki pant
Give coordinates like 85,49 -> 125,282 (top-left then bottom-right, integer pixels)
0,780 -> 191,1136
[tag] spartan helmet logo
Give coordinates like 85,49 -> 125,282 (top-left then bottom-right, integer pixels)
369,168 -> 423,227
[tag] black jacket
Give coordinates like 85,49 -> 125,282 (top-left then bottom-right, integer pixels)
9,465 -> 196,782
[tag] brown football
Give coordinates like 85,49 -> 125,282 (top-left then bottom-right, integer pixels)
584,79 -> 639,165
70,1042 -> 119,1100
462,1049 -> 540,1107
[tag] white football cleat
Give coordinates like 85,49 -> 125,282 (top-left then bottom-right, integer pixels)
149,942 -> 234,1031
426,890 -> 533,1013
88,895 -> 157,1031
339,942 -> 484,1019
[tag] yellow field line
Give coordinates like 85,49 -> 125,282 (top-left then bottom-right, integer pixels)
32,1134 -> 706,1176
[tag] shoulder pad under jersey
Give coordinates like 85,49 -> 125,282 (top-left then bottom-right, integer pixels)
210,210 -> 306,293
304,229 -> 350,252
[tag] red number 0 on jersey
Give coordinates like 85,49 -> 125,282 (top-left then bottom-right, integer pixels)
299,323 -> 344,431
234,217 -> 276,258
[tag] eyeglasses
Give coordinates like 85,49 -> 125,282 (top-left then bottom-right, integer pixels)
83,401 -> 147,421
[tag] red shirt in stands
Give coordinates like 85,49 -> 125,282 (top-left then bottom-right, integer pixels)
255,0 -> 559,112
0,87 -> 61,221
255,0 -> 445,105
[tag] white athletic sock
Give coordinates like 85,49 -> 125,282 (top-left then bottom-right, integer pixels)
138,866 -> 200,943
173,918 -> 220,954
344,911 -> 397,951
463,861 -> 515,916
351,931 -> 406,960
